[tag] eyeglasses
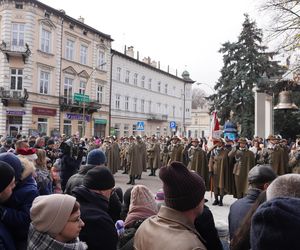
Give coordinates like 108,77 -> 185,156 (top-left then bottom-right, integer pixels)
68,216 -> 82,223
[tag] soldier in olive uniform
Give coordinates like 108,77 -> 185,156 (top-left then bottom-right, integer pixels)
168,136 -> 184,164
147,136 -> 161,176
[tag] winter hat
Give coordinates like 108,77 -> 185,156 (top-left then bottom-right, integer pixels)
0,153 -> 23,182
159,161 -> 206,211
87,149 -> 106,166
0,161 -> 15,192
129,185 -> 158,213
18,157 -> 35,180
47,139 -> 55,146
83,166 -> 115,190
17,148 -> 38,161
248,164 -> 277,185
155,188 -> 165,201
30,194 -> 76,235
251,197 -> 300,250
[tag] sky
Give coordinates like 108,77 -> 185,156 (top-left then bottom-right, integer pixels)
40,0 -> 267,94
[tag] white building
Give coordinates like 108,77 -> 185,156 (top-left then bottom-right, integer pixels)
187,102 -> 211,138
110,47 -> 192,137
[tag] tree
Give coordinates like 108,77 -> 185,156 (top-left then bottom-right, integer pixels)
191,87 -> 207,109
209,14 -> 282,138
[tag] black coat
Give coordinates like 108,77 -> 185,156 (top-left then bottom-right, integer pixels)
228,188 -> 261,239
73,186 -> 118,250
195,205 -> 223,250
60,154 -> 81,191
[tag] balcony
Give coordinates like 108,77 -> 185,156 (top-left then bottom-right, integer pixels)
0,41 -> 31,63
0,88 -> 29,107
59,96 -> 101,114
147,113 -> 168,122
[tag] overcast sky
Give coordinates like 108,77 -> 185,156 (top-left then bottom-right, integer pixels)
40,0 -> 267,94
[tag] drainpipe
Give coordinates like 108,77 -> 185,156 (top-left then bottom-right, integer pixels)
108,51 -> 115,136
58,17 -> 64,134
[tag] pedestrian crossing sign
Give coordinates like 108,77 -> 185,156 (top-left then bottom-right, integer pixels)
136,121 -> 145,131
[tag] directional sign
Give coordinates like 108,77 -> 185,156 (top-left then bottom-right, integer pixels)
74,93 -> 90,103
136,121 -> 145,131
169,121 -> 176,129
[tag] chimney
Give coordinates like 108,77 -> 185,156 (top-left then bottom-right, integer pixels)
142,57 -> 149,64
78,16 -> 85,23
126,46 -> 134,58
151,60 -> 157,68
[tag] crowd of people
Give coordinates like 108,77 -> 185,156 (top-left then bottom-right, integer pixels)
0,132 -> 299,249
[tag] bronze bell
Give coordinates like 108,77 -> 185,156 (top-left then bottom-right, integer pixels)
274,90 -> 299,110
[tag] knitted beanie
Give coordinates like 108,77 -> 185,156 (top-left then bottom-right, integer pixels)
30,194 -> 76,235
159,161 -> 205,211
0,161 -> 15,192
129,185 -> 158,213
83,166 -> 115,190
0,153 -> 23,182
251,197 -> 300,250
87,149 -> 106,165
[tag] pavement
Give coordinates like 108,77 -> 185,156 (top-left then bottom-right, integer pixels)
114,169 -> 236,232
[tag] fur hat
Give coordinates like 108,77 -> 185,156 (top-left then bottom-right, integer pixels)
87,149 -> 106,166
0,161 -> 15,193
17,148 -> 38,161
30,194 -> 76,235
83,166 -> 115,191
251,197 -> 300,250
159,161 -> 205,211
18,157 -> 36,180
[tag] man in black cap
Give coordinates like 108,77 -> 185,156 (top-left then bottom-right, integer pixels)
72,166 -> 118,250
228,164 -> 277,240
134,161 -> 207,250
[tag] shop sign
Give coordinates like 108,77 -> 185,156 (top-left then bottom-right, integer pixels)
32,107 -> 57,116
94,119 -> 107,125
66,113 -> 90,122
6,110 -> 26,116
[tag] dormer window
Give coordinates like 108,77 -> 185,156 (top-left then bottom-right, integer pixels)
69,23 -> 74,30
83,30 -> 88,36
15,3 -> 23,9
44,11 -> 50,18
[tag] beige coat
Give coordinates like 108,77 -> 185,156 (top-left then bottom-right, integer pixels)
147,142 -> 161,170
262,146 -> 288,175
134,206 -> 207,250
128,141 -> 147,176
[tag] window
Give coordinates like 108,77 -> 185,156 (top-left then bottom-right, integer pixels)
164,84 -> 168,94
125,70 -> 130,83
41,28 -> 51,53
12,23 -> 24,48
78,121 -> 83,138
39,70 -> 50,94
157,82 -> 161,92
114,124 -> 120,137
164,104 -> 168,115
116,67 -> 121,81
115,94 -> 120,109
157,103 -> 161,113
172,106 -> 175,117
63,120 -> 72,136
15,3 -> 23,9
37,118 -> 48,135
148,78 -> 152,90
79,81 -> 86,95
132,124 -> 137,135
64,77 -> 73,102
141,99 -> 145,113
133,98 -> 137,112
65,39 -> 74,60
10,69 -> 23,90
125,96 -> 129,111
141,76 -> 145,88
96,85 -> 103,103
97,50 -> 106,70
173,86 -> 176,95
195,119 -> 198,125
134,73 -> 138,86
80,44 -> 88,65
124,124 -> 129,137
148,100 -> 152,113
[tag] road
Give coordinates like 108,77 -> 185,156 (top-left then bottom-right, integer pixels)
114,169 -> 236,234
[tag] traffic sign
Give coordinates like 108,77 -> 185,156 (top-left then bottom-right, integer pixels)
169,121 -> 176,129
136,121 -> 145,131
74,93 -> 90,103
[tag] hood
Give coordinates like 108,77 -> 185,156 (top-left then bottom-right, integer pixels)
18,156 -> 36,180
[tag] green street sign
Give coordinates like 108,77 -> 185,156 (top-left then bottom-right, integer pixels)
74,93 -> 90,103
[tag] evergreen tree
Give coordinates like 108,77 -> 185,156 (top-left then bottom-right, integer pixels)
209,14 -> 282,138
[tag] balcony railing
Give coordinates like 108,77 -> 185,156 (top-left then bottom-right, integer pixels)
0,41 -> 31,63
0,88 -> 29,107
147,113 -> 168,121
59,96 -> 101,114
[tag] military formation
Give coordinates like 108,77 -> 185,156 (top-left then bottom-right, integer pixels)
98,133 -> 298,206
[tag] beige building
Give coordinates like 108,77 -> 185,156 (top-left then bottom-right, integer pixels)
0,0 -> 112,137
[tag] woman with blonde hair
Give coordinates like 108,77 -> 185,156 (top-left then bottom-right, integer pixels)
34,149 -> 52,195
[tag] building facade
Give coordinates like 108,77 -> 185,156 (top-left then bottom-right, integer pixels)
0,0 -> 112,138
187,103 -> 211,139
111,47 -> 192,137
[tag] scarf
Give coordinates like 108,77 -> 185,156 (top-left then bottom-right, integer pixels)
27,224 -> 87,250
124,206 -> 157,228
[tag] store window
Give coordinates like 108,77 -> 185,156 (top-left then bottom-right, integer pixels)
63,119 -> 72,136
37,118 -> 48,135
